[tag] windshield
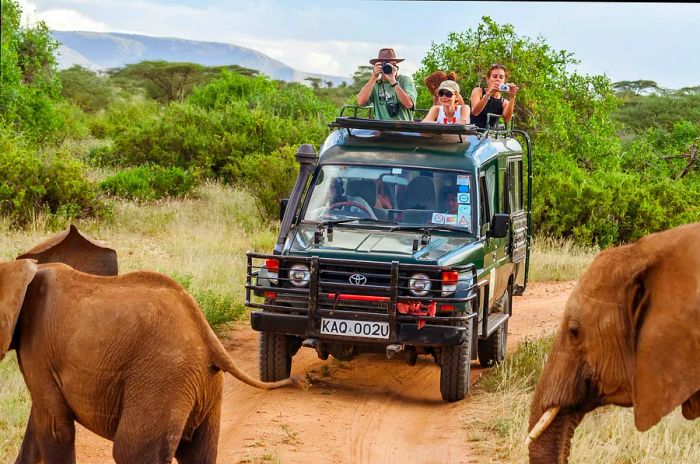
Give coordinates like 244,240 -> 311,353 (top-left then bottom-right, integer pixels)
302,165 -> 474,233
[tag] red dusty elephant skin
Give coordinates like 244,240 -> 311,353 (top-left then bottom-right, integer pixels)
527,221 -> 700,463
0,261 -> 298,464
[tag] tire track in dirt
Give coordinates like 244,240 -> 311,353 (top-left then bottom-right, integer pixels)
73,281 -> 574,463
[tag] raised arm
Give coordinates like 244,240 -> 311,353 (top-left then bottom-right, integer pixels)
501,83 -> 519,123
357,63 -> 382,106
470,82 -> 496,117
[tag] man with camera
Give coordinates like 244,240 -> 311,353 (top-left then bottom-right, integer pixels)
357,48 -> 417,121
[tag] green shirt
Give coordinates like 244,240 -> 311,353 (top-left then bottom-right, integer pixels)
369,74 -> 417,121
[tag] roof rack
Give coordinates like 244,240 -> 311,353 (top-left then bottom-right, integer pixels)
329,117 -> 481,142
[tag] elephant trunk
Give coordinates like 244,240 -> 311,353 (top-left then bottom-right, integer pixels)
528,408 -> 585,464
527,342 -> 600,463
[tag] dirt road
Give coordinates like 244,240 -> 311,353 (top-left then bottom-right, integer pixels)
74,281 -> 575,464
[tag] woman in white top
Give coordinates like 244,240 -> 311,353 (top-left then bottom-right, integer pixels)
421,80 -> 470,125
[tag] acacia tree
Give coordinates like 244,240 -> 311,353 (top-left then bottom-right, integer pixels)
107,61 -> 257,103
59,65 -> 116,112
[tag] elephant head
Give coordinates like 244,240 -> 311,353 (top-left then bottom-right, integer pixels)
16,224 -> 118,276
0,260 -> 38,361
527,221 -> 700,463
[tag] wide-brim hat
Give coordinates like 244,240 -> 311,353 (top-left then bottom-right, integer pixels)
369,48 -> 405,64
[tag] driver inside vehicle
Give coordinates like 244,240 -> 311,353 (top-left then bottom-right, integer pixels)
324,178 -> 375,219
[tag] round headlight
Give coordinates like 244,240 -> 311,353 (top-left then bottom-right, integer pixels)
409,273 -> 432,297
289,263 -> 311,287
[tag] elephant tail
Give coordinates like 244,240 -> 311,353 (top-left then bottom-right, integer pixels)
206,329 -> 300,390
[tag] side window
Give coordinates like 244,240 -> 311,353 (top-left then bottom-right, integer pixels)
507,158 -> 523,213
479,174 -> 490,227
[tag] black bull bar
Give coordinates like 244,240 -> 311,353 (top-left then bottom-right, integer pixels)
245,253 -> 480,346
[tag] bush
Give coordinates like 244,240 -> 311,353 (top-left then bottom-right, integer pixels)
90,72 -> 334,186
100,165 -> 199,201
171,273 -> 247,329
533,159 -> 700,247
239,146 -> 298,219
0,125 -> 103,224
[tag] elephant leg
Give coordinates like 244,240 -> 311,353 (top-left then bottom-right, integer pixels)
14,410 -> 41,464
174,402 -> 221,464
25,404 -> 76,464
112,402 -> 188,464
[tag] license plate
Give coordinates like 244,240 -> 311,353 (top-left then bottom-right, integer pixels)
320,318 -> 390,339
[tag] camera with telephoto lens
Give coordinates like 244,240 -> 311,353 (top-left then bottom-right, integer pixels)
381,62 -> 394,75
499,83 -> 510,92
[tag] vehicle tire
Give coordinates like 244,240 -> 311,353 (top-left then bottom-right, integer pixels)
259,331 -> 292,382
477,288 -> 511,367
440,319 -> 473,402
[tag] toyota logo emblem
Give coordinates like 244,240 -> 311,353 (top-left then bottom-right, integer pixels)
349,273 -> 367,285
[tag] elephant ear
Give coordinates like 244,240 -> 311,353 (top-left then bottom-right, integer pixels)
632,253 -> 700,431
0,260 -> 38,360
16,224 -> 118,276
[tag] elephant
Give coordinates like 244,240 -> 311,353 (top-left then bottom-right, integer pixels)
527,221 -> 700,463
1,259 -> 297,464
16,224 -> 118,276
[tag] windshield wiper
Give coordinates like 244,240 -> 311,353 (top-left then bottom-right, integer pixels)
352,218 -> 400,226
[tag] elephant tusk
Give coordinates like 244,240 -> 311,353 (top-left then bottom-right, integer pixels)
525,406 -> 561,447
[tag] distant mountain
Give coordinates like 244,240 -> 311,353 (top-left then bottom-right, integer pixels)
50,31 -> 350,87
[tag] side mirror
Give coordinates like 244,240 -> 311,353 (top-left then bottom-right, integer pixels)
279,198 -> 289,222
490,214 -> 510,239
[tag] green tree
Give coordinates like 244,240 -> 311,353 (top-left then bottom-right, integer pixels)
1,0 -> 62,140
417,16 -> 621,170
58,65 -> 116,112
613,80 -> 661,97
418,16 -> 700,246
107,61 -> 218,103
304,76 -> 322,90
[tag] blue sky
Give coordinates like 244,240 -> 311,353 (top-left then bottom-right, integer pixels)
18,0 -> 700,89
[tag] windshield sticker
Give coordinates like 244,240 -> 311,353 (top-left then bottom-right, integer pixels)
445,214 -> 457,225
458,185 -> 469,192
392,168 -> 402,174
457,205 -> 471,229
432,212 -> 446,224
458,192 -> 471,204
456,175 -> 469,185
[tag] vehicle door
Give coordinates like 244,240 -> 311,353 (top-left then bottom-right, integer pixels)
478,164 -> 503,309
505,156 -> 528,294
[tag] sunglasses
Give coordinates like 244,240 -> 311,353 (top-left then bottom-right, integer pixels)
438,89 -> 454,98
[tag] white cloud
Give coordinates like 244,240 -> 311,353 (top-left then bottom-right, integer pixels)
38,8 -> 109,31
16,0 -> 108,31
17,0 -> 41,25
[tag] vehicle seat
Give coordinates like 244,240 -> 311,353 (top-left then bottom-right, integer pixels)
399,176 -> 436,210
346,179 -> 377,207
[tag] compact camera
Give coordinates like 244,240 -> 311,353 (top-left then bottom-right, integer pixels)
381,62 -> 395,75
499,83 -> 510,92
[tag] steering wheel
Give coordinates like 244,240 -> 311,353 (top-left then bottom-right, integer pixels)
328,200 -> 377,220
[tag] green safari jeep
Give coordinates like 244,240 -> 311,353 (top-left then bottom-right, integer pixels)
245,116 -> 532,402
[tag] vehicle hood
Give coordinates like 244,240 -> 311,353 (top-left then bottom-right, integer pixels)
287,225 -> 475,263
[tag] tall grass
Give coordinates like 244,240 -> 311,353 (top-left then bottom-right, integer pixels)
528,236 -> 598,282
0,353 -> 30,460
